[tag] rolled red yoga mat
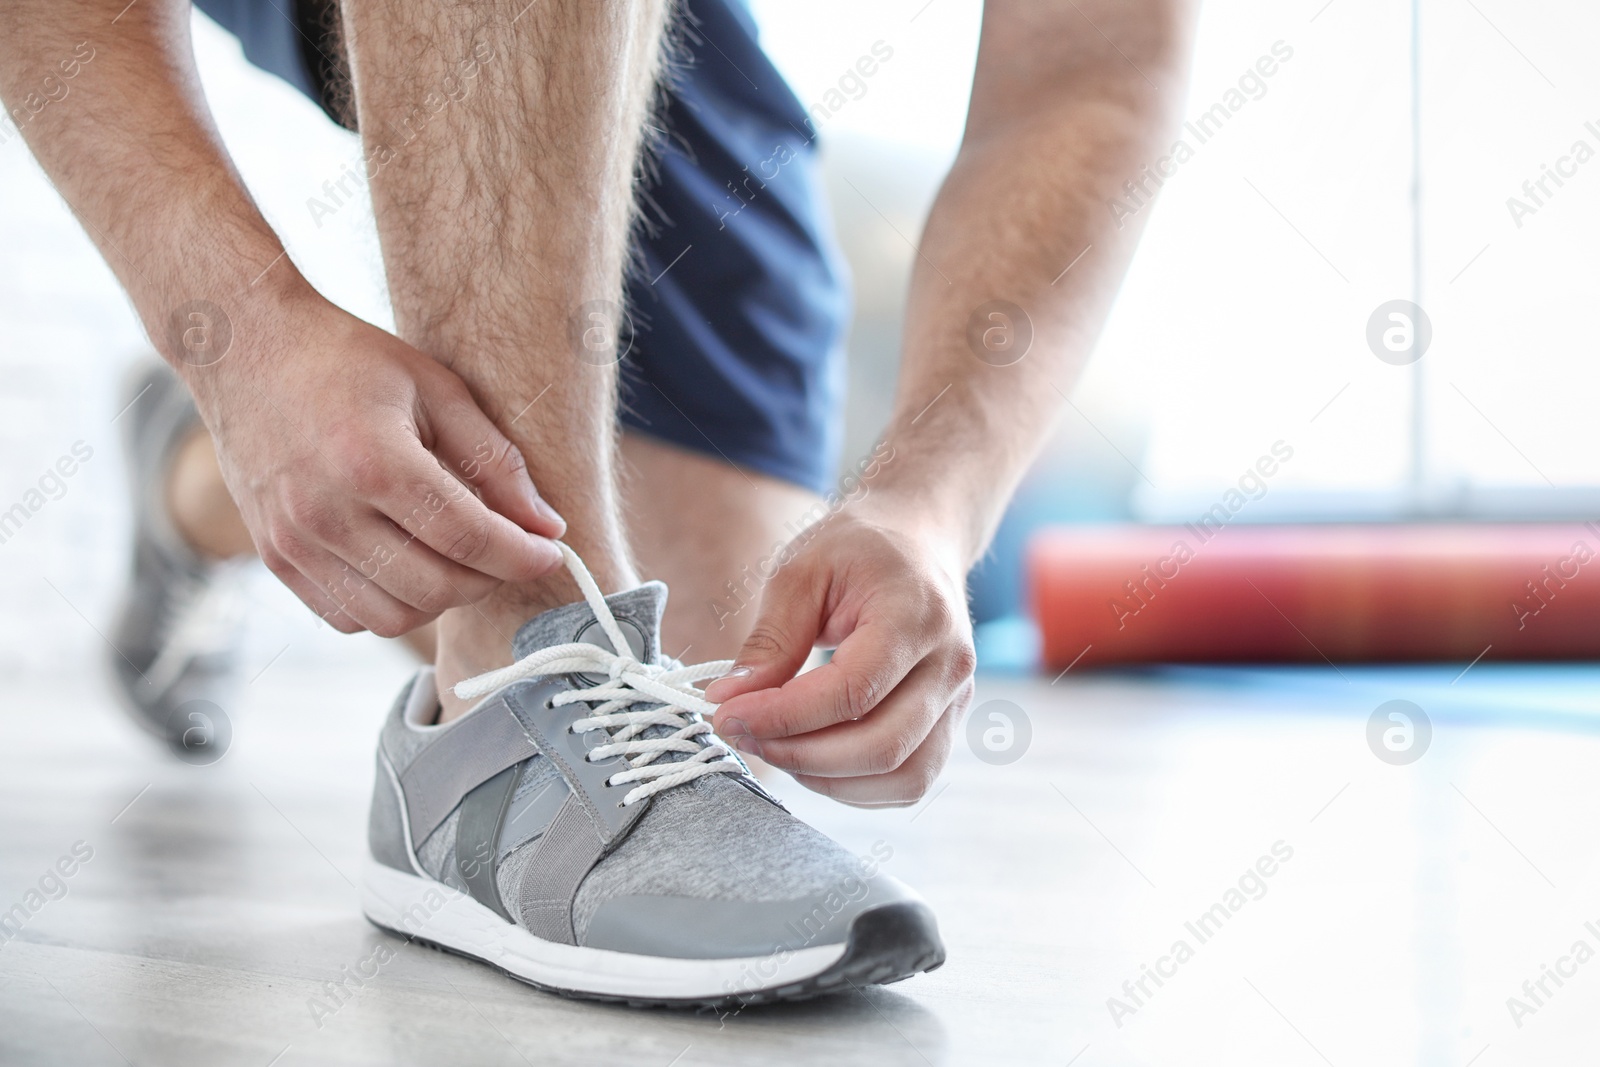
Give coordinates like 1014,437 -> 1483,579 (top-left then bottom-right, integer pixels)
1028,523 -> 1600,668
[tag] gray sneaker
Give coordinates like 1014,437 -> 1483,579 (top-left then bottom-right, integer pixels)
109,360 -> 247,758
361,546 -> 945,1007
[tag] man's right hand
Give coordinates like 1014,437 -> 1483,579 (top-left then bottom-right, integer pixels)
186,292 -> 566,637
0,0 -> 566,636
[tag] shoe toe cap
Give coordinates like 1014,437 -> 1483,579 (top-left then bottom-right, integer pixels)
580,873 -> 934,961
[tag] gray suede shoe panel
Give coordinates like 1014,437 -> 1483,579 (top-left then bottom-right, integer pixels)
368,752 -> 412,873
373,671 -> 471,883
417,807 -> 469,893
376,672 -> 434,772
494,834 -> 543,920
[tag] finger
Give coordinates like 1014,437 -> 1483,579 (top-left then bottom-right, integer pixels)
264,531 -> 435,638
422,381 -> 566,538
261,545 -> 363,634
306,508 -> 503,614
751,660 -> 954,778
367,435 -> 564,584
702,561 -> 825,705
714,610 -> 933,740
792,692 -> 966,809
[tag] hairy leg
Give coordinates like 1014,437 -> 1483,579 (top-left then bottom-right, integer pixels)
618,433 -> 819,664
339,0 -> 670,720
167,426 -> 254,560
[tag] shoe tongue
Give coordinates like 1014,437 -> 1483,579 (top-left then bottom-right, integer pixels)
510,580 -> 668,662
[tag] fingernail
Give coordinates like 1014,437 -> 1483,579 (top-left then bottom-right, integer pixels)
530,493 -> 565,530
704,666 -> 752,702
720,717 -> 762,758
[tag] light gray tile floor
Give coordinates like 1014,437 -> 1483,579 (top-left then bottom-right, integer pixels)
5,659 -> 1600,1065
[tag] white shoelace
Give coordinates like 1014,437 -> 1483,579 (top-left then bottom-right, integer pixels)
452,543 -> 743,807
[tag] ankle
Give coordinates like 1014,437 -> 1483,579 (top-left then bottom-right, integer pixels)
434,614 -> 518,724
432,552 -> 641,723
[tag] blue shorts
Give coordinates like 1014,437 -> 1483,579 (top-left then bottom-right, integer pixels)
195,0 -> 848,494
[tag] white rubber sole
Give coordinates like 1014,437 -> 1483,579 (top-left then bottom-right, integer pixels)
360,859 -> 848,1003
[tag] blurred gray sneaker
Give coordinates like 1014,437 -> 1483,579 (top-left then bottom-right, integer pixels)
109,360 -> 247,759
362,544 -> 945,1007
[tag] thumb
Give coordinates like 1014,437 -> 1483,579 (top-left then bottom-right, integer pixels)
704,562 -> 823,705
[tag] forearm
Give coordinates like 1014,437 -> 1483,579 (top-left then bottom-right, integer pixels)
866,9 -> 1194,570
0,0 -> 305,385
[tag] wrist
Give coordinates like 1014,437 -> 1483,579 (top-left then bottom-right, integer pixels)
847,477 -> 982,585
849,413 -> 1019,575
153,252 -> 320,407
117,191 -> 312,379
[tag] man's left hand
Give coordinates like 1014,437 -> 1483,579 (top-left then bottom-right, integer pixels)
703,507 -> 976,808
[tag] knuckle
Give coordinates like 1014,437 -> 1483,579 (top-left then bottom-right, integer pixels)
496,442 -> 529,479
797,774 -> 841,802
863,737 -> 905,777
895,728 -> 924,772
949,640 -> 978,683
413,582 -> 458,616
951,676 -> 976,715
835,668 -> 881,721
920,585 -> 962,638
277,484 -> 312,524
440,514 -> 492,563
319,606 -> 362,634
758,741 -> 806,776
740,626 -> 787,662
259,547 -> 296,582
344,450 -> 394,497
269,525 -> 315,564
326,423 -> 372,466
282,491 -> 336,539
456,571 -> 504,603
757,703 -> 802,739
366,608 -> 417,640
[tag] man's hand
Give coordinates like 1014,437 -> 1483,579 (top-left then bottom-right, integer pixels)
190,293 -> 566,636
700,0 -> 1193,805
704,506 -> 976,808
